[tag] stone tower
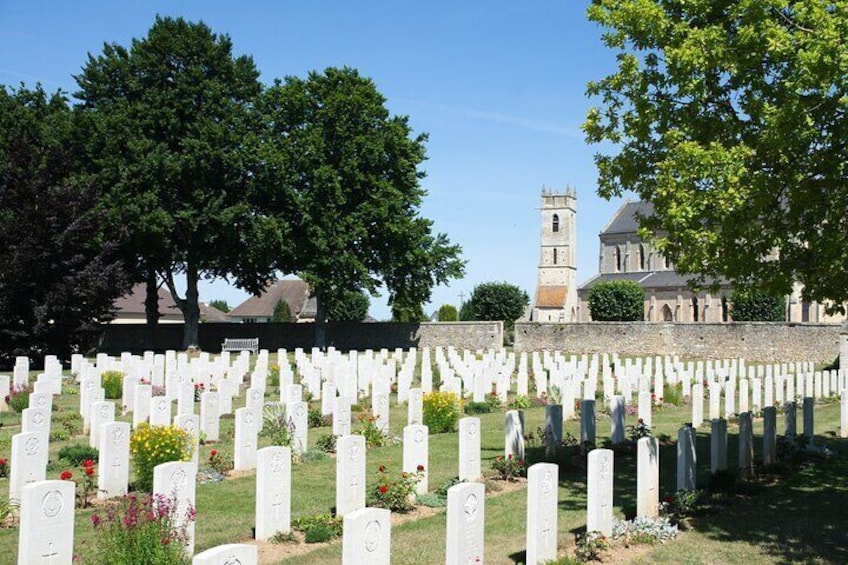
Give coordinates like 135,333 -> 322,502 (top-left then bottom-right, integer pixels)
533,186 -> 578,322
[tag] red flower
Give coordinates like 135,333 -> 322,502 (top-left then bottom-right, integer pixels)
416,464 -> 425,472
60,470 -> 73,481
90,514 -> 101,527
85,466 -> 95,477
210,450 -> 218,458
161,537 -> 171,545
0,458 -> 6,465
378,465 -> 386,473
507,454 -> 513,460
83,459 -> 94,468
379,485 -> 388,494
662,496 -> 674,503
517,459 -> 525,467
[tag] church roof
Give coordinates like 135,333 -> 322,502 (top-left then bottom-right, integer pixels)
578,271 -> 731,292
600,200 -> 654,236
535,285 -> 569,308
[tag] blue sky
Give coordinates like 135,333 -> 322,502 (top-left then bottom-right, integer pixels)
0,1 -> 632,319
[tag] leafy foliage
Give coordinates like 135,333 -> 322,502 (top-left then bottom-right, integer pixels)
89,493 -> 194,564
76,16 -> 279,348
130,424 -> 192,492
257,67 -> 464,344
208,299 -> 230,313
730,289 -> 785,322
437,304 -> 458,321
101,371 -> 124,400
463,281 -> 529,330
325,289 -> 370,322
58,443 -> 99,466
422,391 -> 461,433
271,299 -> 293,322
371,464 -> 423,512
587,280 -> 645,321
0,86 -> 129,364
584,1 -> 848,310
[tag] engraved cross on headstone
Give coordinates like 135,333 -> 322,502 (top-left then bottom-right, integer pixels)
41,540 -> 59,563
271,492 -> 283,520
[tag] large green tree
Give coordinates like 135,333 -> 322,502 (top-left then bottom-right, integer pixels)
259,67 -> 464,345
0,86 -> 130,364
584,1 -> 848,310
587,280 -> 645,321
76,16 -> 284,348
464,282 -> 529,330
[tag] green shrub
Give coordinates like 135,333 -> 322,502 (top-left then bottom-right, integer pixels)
268,364 -> 281,387
308,408 -> 331,428
354,414 -> 388,448
101,371 -> 124,400
463,401 -> 494,415
260,403 -> 293,447
316,433 -> 337,453
50,429 -> 70,442
663,384 -> 682,406
508,395 -> 531,409
575,531 -> 610,561
423,391 -> 461,433
54,411 -> 83,436
587,280 -> 645,321
7,385 -> 31,413
269,530 -> 298,544
416,492 -> 447,507
130,424 -> 192,492
299,449 -> 329,464
437,304 -> 458,321
730,289 -> 784,321
462,281 -> 529,331
292,514 -> 342,543
370,465 -> 423,512
58,443 -> 99,466
89,493 -> 193,564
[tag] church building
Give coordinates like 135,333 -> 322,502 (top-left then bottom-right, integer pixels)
532,191 -> 842,323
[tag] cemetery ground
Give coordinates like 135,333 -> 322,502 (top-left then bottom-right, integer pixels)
1,354 -> 847,564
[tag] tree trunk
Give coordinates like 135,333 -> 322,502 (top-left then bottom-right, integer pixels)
182,263 -> 201,349
144,269 -> 160,350
314,288 -> 326,351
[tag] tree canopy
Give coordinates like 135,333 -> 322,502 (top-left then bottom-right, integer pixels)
75,16 -> 284,348
463,282 -> 529,330
730,289 -> 785,322
0,86 -> 129,364
258,67 -> 464,344
584,1 -> 848,310
325,289 -> 370,322
587,280 -> 645,321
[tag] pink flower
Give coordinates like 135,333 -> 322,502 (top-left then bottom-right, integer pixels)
90,514 -> 101,527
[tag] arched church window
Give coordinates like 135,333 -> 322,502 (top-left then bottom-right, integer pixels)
638,244 -> 646,270
552,214 -> 560,233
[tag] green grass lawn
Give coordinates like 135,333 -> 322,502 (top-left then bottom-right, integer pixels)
1,358 -> 846,564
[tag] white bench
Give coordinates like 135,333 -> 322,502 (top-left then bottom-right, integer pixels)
221,338 -> 259,354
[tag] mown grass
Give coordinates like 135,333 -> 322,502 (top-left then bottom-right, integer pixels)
1,358 -> 846,564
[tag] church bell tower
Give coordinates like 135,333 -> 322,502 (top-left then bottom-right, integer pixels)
533,186 -> 578,322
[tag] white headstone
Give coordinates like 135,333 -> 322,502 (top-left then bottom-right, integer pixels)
234,407 -> 259,471
333,397 -> 352,436
459,417 -> 481,481
153,461 -> 197,555
445,482 -> 485,565
287,401 -> 309,455
526,462 -> 558,564
98,421 -> 130,499
407,388 -> 423,425
9,432 -> 48,503
581,399 -> 596,446
255,446 -> 291,541
677,425 -> 697,491
150,396 -> 172,426
738,412 -> 754,477
21,407 -> 50,436
763,406 -> 777,466
336,435 -> 367,517
175,414 -> 200,466
342,507 -> 391,565
637,437 -> 659,518
710,419 -> 728,473
610,396 -> 625,444
17,480 -> 75,565
0,375 -> 9,411
586,448 -> 614,536
200,391 -> 220,442
133,384 -> 152,428
192,544 -> 258,565
402,424 -> 429,495
841,390 -> 848,439
89,400 -> 115,449
505,410 -> 525,460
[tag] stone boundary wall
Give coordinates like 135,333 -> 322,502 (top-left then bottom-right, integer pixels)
98,321 -> 503,355
514,322 -> 841,364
